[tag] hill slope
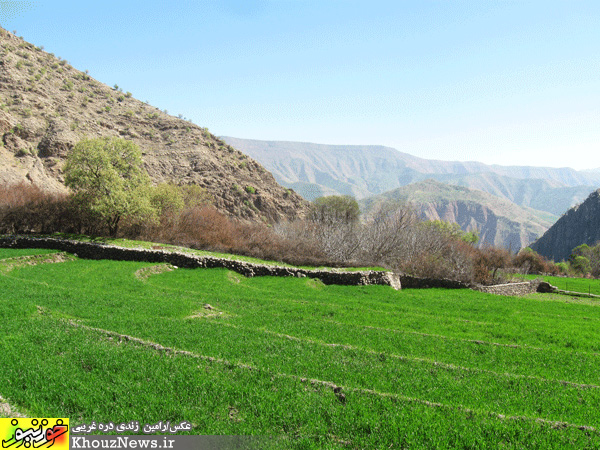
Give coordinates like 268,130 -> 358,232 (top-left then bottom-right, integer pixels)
0,28 -> 307,222
360,180 -> 556,250
222,137 -> 599,216
531,189 -> 600,261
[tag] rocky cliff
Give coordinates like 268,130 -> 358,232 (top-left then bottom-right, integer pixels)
0,27 -> 307,222
531,189 -> 600,261
360,180 -> 555,250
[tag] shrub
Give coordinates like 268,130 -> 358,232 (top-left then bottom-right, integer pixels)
244,186 -> 256,194
473,247 -> 512,284
0,183 -> 100,235
513,247 -> 558,275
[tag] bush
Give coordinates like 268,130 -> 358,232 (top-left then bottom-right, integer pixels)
513,247 -> 558,275
568,243 -> 600,277
3,178 -> 564,283
0,183 -> 101,235
473,247 -> 512,285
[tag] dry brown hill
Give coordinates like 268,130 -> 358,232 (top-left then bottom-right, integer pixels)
0,27 -> 307,222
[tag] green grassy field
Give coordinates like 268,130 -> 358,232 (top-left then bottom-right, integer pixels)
521,274 -> 600,296
1,249 -> 600,448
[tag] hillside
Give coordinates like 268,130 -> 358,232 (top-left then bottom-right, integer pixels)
360,180 -> 556,250
531,189 -> 600,261
222,137 -> 599,216
0,28 -> 307,222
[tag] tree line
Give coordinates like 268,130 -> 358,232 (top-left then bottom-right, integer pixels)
0,137 -> 585,284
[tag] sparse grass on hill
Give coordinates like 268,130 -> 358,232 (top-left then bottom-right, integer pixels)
1,248 -> 600,448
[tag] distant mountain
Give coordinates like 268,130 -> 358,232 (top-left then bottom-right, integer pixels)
431,172 -> 595,217
0,27 -> 308,222
222,137 -> 600,216
359,179 -> 556,250
531,189 -> 600,262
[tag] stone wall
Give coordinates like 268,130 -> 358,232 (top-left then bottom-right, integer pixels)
399,274 -> 470,290
0,236 -> 565,296
0,237 -> 401,290
472,280 -> 541,296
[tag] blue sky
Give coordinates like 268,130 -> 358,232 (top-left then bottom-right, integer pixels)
1,0 -> 598,170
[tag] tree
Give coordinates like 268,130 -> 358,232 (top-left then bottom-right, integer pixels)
513,247 -> 554,275
568,244 -> 600,276
474,247 -> 511,284
570,255 -> 591,275
424,220 -> 479,245
309,195 -> 360,225
64,137 -> 157,236
359,203 -> 418,265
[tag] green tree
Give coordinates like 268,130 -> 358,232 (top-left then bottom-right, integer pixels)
424,220 -> 479,245
309,195 -> 360,225
150,183 -> 185,218
568,244 -> 597,275
149,183 -> 213,220
64,137 -> 157,236
570,255 -> 591,275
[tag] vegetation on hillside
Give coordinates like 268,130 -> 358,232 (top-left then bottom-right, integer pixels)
531,188 -> 600,262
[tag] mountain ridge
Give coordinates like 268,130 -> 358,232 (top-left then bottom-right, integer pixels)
222,137 -> 600,217
531,189 -> 600,262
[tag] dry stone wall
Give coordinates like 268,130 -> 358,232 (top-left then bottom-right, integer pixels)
399,275 -> 469,290
473,280 -> 541,296
0,237 -> 401,290
0,236 -> 559,296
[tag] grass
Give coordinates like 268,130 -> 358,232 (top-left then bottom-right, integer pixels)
519,273 -> 600,296
1,248 -> 600,448
0,248 -> 58,259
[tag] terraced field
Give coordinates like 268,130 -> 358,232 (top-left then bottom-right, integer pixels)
521,274 -> 600,296
1,248 -> 600,448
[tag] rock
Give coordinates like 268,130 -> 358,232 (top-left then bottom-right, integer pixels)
0,110 -> 16,134
537,281 -> 557,293
37,121 -> 79,158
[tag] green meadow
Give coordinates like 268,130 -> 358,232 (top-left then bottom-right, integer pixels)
521,274 -> 600,296
1,248 -> 600,449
